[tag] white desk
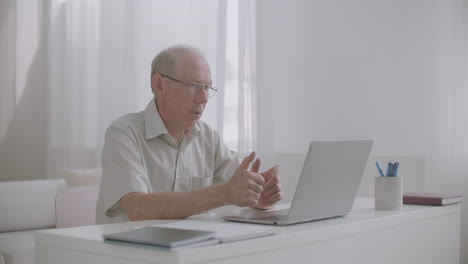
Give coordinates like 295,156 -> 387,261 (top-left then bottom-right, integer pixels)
35,198 -> 461,264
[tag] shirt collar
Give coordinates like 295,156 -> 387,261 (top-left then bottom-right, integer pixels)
143,98 -> 201,140
144,99 -> 169,140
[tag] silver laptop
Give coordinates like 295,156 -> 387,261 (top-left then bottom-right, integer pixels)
223,140 -> 373,225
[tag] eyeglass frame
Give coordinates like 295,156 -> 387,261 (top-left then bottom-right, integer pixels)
160,74 -> 217,97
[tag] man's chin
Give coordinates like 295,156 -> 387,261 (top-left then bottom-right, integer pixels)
185,118 -> 200,128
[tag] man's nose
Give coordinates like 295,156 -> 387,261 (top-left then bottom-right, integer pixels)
196,89 -> 209,103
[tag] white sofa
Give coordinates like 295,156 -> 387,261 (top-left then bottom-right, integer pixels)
0,176 -> 99,264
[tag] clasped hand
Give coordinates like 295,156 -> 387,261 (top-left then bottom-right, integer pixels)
223,152 -> 283,209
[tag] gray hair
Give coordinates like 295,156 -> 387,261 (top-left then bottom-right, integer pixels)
150,44 -> 206,79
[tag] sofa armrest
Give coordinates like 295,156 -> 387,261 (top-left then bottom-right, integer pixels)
0,179 -> 65,232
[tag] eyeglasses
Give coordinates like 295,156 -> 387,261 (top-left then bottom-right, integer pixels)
161,74 -> 217,97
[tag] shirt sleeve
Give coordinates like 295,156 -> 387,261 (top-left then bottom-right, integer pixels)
212,133 -> 240,185
100,121 -> 150,219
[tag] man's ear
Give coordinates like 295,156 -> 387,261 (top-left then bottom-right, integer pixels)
151,74 -> 163,95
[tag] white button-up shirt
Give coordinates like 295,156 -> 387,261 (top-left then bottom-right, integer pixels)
96,99 -> 239,224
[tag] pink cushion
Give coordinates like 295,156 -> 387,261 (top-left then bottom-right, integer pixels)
63,168 -> 102,187
55,185 -> 99,228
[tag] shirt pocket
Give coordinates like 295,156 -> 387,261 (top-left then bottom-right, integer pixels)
190,174 -> 213,191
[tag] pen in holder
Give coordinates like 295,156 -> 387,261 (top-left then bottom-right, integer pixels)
375,176 -> 403,210
374,161 -> 402,210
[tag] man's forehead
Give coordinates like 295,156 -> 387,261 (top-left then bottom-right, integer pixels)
174,51 -> 207,67
182,69 -> 212,84
174,52 -> 211,81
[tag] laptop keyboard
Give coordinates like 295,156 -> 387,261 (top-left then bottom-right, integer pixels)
256,214 -> 289,221
252,209 -> 289,221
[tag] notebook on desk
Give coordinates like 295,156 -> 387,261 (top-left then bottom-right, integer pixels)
103,221 -> 276,250
223,140 -> 373,226
103,226 -> 217,249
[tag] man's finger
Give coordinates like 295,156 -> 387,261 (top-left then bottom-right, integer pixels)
269,191 -> 283,202
261,165 -> 280,182
262,165 -> 280,176
249,190 -> 261,200
261,175 -> 280,192
250,181 -> 263,194
248,198 -> 258,207
251,158 -> 261,173
252,173 -> 265,185
263,182 -> 282,195
239,152 -> 256,169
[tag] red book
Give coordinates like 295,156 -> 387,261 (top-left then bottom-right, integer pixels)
403,192 -> 462,206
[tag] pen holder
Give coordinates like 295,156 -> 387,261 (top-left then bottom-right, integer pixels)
375,176 -> 402,210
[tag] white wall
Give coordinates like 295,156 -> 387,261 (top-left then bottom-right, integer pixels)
255,0 -> 462,196
257,0 -> 438,200
257,0 -> 438,155
256,0 -> 467,262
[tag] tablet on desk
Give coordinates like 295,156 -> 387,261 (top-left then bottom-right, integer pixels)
103,226 -> 217,249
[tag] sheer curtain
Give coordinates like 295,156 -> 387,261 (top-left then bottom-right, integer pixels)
238,0 -> 258,155
426,0 -> 468,261
426,0 -> 468,193
222,0 -> 258,155
46,0 -> 254,178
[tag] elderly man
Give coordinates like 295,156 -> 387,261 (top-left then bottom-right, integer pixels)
96,45 -> 283,224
